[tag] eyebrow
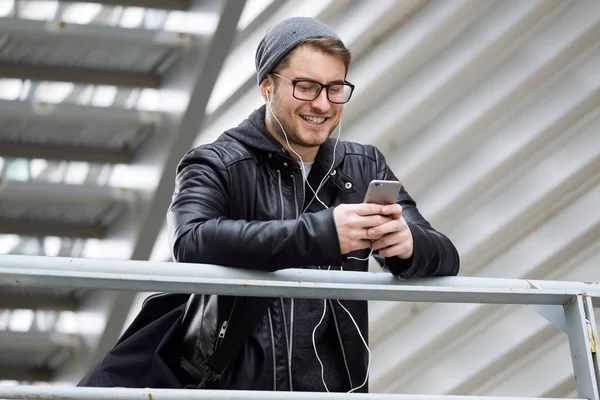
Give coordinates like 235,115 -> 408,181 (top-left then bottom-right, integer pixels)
294,76 -> 345,85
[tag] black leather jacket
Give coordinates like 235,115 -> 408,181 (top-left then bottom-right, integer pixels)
167,106 -> 459,391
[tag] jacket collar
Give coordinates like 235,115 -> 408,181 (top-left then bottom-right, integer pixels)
224,105 -> 345,172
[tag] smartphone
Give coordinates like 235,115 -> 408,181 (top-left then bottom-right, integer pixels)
363,180 -> 402,205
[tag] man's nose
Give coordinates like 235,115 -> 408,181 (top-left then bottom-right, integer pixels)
310,89 -> 331,111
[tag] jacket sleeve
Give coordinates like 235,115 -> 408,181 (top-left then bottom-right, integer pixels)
372,148 -> 460,279
166,147 -> 343,271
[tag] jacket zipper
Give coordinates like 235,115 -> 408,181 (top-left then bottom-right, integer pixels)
289,175 -> 300,390
274,171 -> 286,390
289,298 -> 294,389
277,170 -> 284,220
280,298 -> 292,390
267,307 -> 277,390
291,174 -> 300,219
329,299 -> 354,389
214,297 -> 238,349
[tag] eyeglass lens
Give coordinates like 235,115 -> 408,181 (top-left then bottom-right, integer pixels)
293,81 -> 352,103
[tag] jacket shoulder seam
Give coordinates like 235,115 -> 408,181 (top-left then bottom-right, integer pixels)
202,139 -> 256,168
343,143 -> 378,163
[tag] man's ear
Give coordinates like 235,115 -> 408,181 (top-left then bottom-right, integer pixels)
260,77 -> 272,99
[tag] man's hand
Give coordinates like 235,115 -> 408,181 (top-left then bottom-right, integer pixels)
367,204 -> 414,259
333,204 -> 392,254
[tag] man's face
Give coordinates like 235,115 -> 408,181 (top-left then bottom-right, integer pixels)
267,46 -> 346,153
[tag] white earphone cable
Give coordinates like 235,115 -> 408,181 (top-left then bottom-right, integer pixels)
336,297 -> 371,392
311,267 -> 331,393
347,247 -> 375,261
265,90 -> 340,211
266,90 -> 370,393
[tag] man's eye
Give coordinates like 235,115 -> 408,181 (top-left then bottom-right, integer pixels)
297,82 -> 318,92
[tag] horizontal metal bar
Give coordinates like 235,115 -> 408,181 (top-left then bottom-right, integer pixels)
407,276 -> 600,293
0,17 -> 193,46
59,0 -> 191,11
0,142 -> 134,164
0,219 -> 105,239
0,386 -> 586,400
0,255 -> 596,305
0,179 -> 134,204
0,100 -> 161,125
0,62 -> 160,88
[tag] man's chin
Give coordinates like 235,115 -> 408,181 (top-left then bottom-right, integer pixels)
301,124 -> 335,138
298,132 -> 331,147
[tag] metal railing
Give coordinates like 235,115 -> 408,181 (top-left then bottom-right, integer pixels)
0,254 -> 598,400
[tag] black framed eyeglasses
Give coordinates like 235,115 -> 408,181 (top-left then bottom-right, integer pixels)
272,73 -> 355,104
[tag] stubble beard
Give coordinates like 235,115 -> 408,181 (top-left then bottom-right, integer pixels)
269,98 -> 338,150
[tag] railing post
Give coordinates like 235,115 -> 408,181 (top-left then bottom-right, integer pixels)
564,295 -> 599,400
584,296 -> 600,393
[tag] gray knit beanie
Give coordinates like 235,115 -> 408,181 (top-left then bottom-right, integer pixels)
255,17 -> 341,85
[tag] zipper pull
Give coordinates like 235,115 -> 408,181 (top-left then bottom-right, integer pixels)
218,321 -> 228,338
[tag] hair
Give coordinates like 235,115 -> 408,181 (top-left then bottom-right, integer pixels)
270,37 -> 352,90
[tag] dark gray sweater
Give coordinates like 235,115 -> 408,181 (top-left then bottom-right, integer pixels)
282,297 -> 350,392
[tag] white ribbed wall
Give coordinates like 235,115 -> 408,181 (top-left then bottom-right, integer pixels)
195,0 -> 600,396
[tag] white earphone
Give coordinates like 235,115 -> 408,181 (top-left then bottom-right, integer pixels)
265,87 -> 337,211
265,87 -> 371,393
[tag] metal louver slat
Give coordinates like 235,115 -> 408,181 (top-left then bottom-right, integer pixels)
0,100 -> 160,163
59,0 -> 191,11
0,180 -> 134,238
0,18 -> 193,87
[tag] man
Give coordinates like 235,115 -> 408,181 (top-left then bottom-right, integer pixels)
167,17 -> 459,392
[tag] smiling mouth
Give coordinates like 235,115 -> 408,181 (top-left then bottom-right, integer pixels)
300,114 -> 327,125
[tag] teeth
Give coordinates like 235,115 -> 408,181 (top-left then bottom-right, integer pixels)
301,115 -> 326,124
